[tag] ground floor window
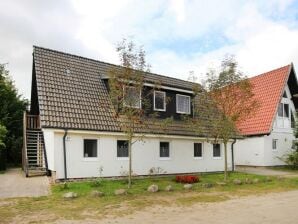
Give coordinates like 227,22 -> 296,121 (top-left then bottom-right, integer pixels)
194,143 -> 203,158
272,139 -> 278,150
117,140 -> 129,157
213,143 -> 221,158
160,142 -> 170,158
84,139 -> 97,158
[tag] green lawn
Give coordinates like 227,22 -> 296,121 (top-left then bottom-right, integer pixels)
271,166 -> 298,173
1,172 -> 298,223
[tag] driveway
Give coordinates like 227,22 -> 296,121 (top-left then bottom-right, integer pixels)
0,168 -> 49,198
236,166 -> 298,177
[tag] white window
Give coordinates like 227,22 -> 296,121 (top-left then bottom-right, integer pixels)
154,91 -> 166,111
272,139 -> 278,150
117,140 -> 129,157
213,144 -> 221,158
123,86 -> 141,108
278,103 -> 289,118
160,142 -> 170,158
194,143 -> 203,159
84,139 -> 98,158
176,94 -> 191,114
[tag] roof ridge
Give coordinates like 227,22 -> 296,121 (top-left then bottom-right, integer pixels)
249,64 -> 291,80
33,45 -> 196,86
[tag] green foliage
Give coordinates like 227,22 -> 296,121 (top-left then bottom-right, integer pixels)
283,151 -> 298,169
0,64 -> 28,169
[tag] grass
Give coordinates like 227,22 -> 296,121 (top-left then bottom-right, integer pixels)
271,166 -> 298,173
0,170 -> 5,174
1,172 -> 298,223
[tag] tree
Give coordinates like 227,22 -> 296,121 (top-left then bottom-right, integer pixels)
0,64 -> 28,169
197,56 -> 259,181
0,124 -> 7,170
108,39 -> 164,188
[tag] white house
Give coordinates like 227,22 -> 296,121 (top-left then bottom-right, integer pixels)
235,64 -> 298,167
23,46 -> 233,181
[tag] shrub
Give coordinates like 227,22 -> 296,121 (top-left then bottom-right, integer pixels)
175,175 -> 199,184
284,150 -> 298,169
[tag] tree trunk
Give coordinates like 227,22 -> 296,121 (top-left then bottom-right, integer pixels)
224,142 -> 228,181
128,137 -> 132,188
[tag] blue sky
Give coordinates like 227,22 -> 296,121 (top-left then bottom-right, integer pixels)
0,0 -> 298,98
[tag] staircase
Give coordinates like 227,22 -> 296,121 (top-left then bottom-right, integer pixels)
23,112 -> 48,177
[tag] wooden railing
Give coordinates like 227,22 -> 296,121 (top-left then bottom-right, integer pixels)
26,114 -> 40,129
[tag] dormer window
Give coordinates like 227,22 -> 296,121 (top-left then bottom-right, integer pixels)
154,91 -> 166,111
123,86 -> 141,108
176,94 -> 191,114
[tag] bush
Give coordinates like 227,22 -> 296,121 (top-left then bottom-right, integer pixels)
284,151 -> 298,169
175,175 -> 199,184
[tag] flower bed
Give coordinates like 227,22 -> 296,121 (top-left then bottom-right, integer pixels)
175,175 -> 199,184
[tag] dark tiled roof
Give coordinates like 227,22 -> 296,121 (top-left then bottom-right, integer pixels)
33,46 -> 213,137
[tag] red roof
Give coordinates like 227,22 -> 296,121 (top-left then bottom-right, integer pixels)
236,64 -> 292,136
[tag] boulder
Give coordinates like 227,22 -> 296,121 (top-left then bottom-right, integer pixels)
233,179 -> 242,185
147,184 -> 159,193
202,183 -> 213,188
114,189 -> 127,196
165,185 -> 173,192
216,182 -> 227,186
252,178 -> 259,184
245,178 -> 252,184
183,184 -> 193,190
91,190 -> 104,197
63,192 -> 77,199
265,176 -> 273,182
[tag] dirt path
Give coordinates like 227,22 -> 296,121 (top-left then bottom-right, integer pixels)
0,168 -> 49,198
60,190 -> 298,224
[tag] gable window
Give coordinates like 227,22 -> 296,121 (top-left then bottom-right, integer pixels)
117,140 -> 129,157
160,142 -> 170,158
123,86 -> 141,108
84,139 -> 98,158
176,94 -> 191,114
278,103 -> 289,118
154,91 -> 166,111
194,143 -> 203,158
272,139 -> 278,150
213,143 -> 221,158
283,91 -> 287,98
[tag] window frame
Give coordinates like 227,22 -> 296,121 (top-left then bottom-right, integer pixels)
194,142 -> 203,159
213,143 -> 222,159
176,94 -> 191,114
83,138 -> 99,161
117,140 -> 129,160
153,90 -> 166,112
123,86 -> 142,109
159,141 -> 171,160
272,139 -> 278,151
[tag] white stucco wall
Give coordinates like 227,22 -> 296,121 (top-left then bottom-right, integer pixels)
42,128 -> 55,170
43,129 -> 233,180
235,84 -> 296,167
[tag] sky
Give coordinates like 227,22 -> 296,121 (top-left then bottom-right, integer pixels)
1,0 -> 298,99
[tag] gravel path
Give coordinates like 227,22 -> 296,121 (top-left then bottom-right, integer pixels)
97,190 -> 298,224
0,168 -> 49,198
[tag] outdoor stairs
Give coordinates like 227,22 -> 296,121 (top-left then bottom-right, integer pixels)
23,112 -> 49,177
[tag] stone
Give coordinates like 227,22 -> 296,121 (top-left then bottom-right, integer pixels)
233,179 -> 242,185
265,176 -> 273,182
147,184 -> 159,193
165,185 -> 173,192
245,178 -> 252,184
91,190 -> 104,197
114,189 -> 127,196
183,184 -> 193,190
252,178 -> 259,184
216,182 -> 227,186
277,176 -> 285,181
202,183 -> 213,188
63,192 -> 77,199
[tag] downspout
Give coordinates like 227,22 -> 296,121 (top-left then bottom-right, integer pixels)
63,129 -> 68,180
231,138 -> 237,172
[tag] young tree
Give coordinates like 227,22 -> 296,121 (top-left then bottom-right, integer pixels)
198,56 -> 259,181
0,64 -> 28,169
108,39 -> 166,188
